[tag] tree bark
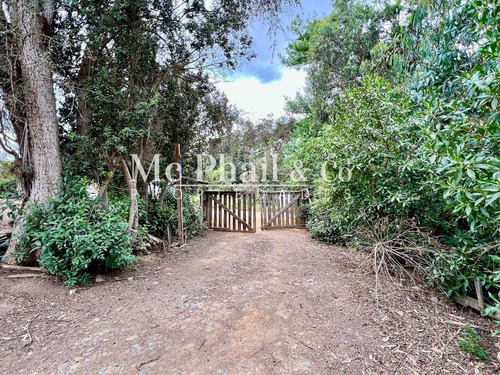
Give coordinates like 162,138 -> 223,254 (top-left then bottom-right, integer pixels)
121,158 -> 139,235
2,0 -> 62,264
13,0 -> 61,204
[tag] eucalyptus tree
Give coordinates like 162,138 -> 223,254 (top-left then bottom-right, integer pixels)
0,0 -> 63,264
0,1 -> 62,203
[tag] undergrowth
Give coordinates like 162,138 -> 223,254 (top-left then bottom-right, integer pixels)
16,178 -> 135,286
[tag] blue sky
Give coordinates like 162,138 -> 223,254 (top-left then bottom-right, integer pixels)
216,0 -> 332,121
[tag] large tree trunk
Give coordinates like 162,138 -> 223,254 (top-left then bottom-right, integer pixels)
2,0 -> 62,264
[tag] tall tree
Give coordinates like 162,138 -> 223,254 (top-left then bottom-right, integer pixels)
1,0 -> 62,264
1,0 -> 62,202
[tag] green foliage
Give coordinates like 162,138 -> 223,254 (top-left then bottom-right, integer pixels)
56,0 -> 252,194
205,115 -> 297,186
429,240 -> 500,296
17,178 -> 135,286
0,161 -> 17,198
145,188 -> 207,240
284,0 -> 382,82
457,325 -> 487,360
0,177 -> 16,198
284,0 -> 403,120
407,0 -> 500,295
283,0 -> 499,299
290,76 -> 439,242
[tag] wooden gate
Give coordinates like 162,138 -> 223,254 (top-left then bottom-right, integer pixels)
260,190 -> 307,230
202,191 -> 256,233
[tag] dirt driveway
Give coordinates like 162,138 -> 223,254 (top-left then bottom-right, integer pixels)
0,229 -> 498,374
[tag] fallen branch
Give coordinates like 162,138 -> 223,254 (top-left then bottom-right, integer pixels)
198,338 -> 206,350
393,349 -> 412,374
250,346 -> 264,359
137,356 -> 159,370
7,273 -> 46,279
440,328 -> 461,359
299,340 -> 314,351
1,264 -> 46,273
442,320 -> 486,331
24,314 -> 39,346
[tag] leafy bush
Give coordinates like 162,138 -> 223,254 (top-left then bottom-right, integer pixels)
17,178 -> 135,285
0,161 -> 18,198
293,76 -> 443,243
0,178 -> 17,198
145,187 -> 207,240
429,239 -> 500,297
408,0 -> 500,297
284,0 -> 499,301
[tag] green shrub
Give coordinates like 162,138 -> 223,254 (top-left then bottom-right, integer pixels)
0,178 -> 17,198
291,76 -> 444,243
0,161 -> 18,198
410,0 -> 500,297
457,325 -> 487,360
17,178 -> 135,286
145,187 -> 207,240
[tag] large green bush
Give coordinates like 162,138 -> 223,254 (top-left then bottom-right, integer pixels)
293,76 -> 443,243
17,178 -> 135,285
406,0 -> 500,297
284,0 -> 499,302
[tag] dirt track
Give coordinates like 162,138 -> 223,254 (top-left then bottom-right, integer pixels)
0,229 -> 497,374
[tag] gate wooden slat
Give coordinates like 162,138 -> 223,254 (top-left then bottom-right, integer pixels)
243,193 -> 247,229
216,193 -> 222,228
208,194 -> 212,228
213,194 -> 217,228
203,191 -> 256,233
292,201 -> 299,225
260,191 -> 306,230
223,194 -> 227,229
248,195 -> 253,228
287,193 -> 292,226
272,194 -> 277,228
237,194 -> 241,231
261,193 -> 265,231
276,194 -> 280,227
252,194 -> 256,232
231,194 -> 235,231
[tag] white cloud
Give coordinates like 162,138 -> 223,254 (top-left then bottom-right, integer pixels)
216,69 -> 307,121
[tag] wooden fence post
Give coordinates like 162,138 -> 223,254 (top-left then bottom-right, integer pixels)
175,144 -> 184,246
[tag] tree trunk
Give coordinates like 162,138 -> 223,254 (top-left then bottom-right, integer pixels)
121,158 -> 139,235
14,0 -> 61,204
2,0 -> 62,264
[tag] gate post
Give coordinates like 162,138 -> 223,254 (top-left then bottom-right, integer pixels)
175,144 -> 184,246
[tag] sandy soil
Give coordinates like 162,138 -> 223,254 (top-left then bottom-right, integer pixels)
0,229 -> 498,375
